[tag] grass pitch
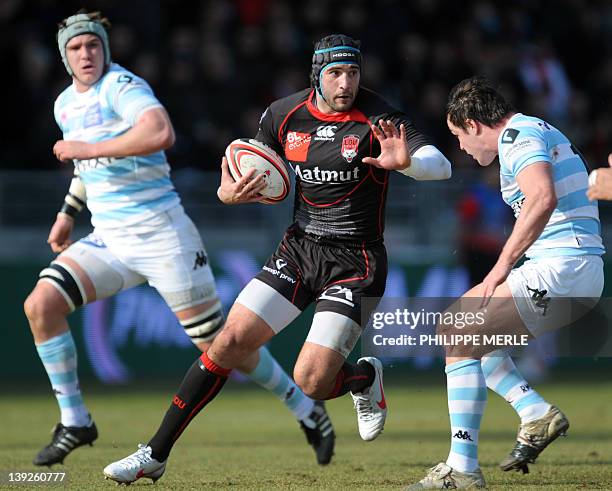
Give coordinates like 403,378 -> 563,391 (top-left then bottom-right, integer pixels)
1,376 -> 611,490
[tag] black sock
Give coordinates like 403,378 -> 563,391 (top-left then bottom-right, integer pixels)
324,360 -> 375,400
148,352 -> 230,461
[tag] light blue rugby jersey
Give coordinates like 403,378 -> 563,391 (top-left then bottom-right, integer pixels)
498,113 -> 604,259
54,63 -> 180,231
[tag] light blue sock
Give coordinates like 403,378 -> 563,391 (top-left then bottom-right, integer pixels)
446,359 -> 487,473
36,331 -> 90,427
482,351 -> 550,423
247,346 -> 314,421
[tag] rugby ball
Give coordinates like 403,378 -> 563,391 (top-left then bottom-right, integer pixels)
225,138 -> 290,204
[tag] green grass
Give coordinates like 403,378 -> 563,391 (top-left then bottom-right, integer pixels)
1,378 -> 611,490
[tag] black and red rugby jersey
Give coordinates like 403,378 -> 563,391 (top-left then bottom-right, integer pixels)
255,87 -> 431,243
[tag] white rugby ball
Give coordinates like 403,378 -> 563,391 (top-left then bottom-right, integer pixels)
225,138 -> 290,204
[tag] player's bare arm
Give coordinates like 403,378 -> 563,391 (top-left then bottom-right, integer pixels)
481,162 -> 556,302
217,156 -> 267,205
362,119 -> 411,170
53,107 -> 175,161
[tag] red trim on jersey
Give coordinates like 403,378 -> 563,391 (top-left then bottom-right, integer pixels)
322,244 -> 370,291
200,352 -> 231,377
278,101 -> 308,145
306,90 -> 370,123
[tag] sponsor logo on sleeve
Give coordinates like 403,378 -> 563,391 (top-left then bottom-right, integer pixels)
501,128 -> 520,144
117,74 -> 133,84
502,137 -> 545,162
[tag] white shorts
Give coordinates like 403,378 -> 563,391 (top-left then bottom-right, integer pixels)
506,255 -> 604,337
59,206 -> 217,311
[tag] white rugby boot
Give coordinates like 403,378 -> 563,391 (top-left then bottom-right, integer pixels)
404,462 -> 486,490
103,444 -> 166,484
350,356 -> 387,441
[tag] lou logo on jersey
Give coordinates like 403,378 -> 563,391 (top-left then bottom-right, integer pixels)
341,134 -> 360,163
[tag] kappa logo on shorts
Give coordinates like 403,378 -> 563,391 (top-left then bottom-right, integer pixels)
341,134 -> 360,163
526,286 -> 550,316
193,250 -> 208,270
284,131 -> 312,162
319,285 -> 355,307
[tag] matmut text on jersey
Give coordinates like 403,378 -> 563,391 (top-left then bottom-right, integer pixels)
255,88 -> 430,242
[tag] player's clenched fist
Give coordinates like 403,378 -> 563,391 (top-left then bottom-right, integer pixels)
47,213 -> 74,253
53,140 -> 95,162
587,153 -> 612,201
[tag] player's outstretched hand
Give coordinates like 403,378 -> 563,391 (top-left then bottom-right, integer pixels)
362,119 -> 411,171
217,156 -> 267,205
53,140 -> 96,162
587,153 -> 612,201
48,213 -> 74,253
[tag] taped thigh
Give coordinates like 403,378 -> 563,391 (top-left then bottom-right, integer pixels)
157,280 -> 218,312
179,300 -> 225,344
305,311 -> 362,358
38,261 -> 87,313
56,238 -> 142,302
236,278 -> 302,334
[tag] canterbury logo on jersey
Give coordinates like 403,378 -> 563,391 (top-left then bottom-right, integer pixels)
294,164 -> 360,184
314,125 -> 337,141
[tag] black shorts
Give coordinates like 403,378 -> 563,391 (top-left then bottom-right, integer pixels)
254,226 -> 387,324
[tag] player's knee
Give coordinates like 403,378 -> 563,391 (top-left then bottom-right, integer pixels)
24,288 -> 65,329
294,366 -> 330,399
211,325 -> 251,360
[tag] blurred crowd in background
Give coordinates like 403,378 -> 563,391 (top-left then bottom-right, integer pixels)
4,0 -> 612,174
